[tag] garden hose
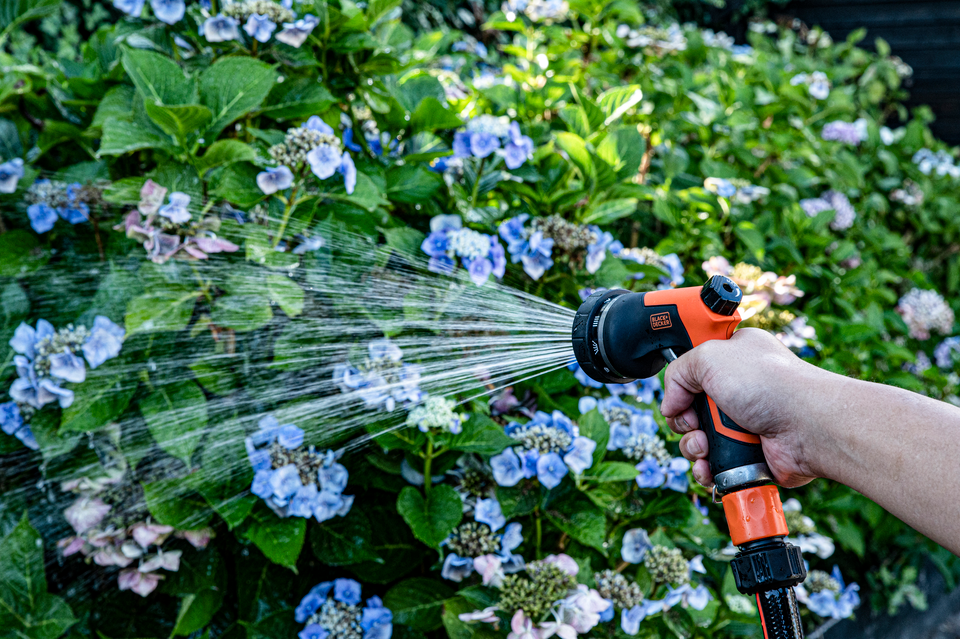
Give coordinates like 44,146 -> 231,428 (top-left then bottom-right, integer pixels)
572,276 -> 807,638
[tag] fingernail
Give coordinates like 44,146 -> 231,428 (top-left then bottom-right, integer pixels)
677,414 -> 689,430
693,468 -> 705,486
688,437 -> 702,456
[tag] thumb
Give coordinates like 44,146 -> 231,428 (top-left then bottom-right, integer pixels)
659,344 -> 712,419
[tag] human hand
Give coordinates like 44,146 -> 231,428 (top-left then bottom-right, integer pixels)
659,328 -> 827,488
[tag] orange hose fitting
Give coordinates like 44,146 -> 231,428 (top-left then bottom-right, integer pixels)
722,485 -> 789,546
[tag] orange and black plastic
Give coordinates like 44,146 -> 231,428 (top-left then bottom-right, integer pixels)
572,276 -> 806,638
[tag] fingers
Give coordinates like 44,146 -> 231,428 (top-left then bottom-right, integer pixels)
665,406 -> 699,434
659,347 -> 709,421
680,431 -> 713,486
691,459 -> 714,488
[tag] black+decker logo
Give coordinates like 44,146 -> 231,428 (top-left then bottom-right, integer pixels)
650,312 -> 672,330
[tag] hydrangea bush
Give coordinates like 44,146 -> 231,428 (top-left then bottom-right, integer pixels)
1,1 -> 959,638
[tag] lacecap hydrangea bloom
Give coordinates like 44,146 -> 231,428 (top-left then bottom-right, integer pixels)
200,0 -> 319,48
441,497 -> 524,583
897,288 -> 955,340
25,179 -> 94,233
453,116 -> 534,169
57,474 -> 212,597
295,578 -> 393,639
704,178 -> 770,204
912,148 -> 960,178
489,410 -> 596,489
795,566 -> 860,620
800,190 -> 856,231
405,396 -> 463,434
421,214 -> 506,286
247,415 -> 354,522
782,498 -> 835,559
2,317 -> 125,449
612,245 -> 685,289
333,338 -> 424,412
498,214 -> 614,280
119,180 -> 239,263
789,71 -> 830,100
266,116 -> 356,194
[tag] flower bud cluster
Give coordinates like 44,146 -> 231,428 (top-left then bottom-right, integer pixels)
644,546 -> 689,585
222,0 -> 293,22
619,430 -> 671,465
530,216 -> 597,255
594,569 -> 644,609
270,128 -> 341,167
499,560 -> 575,619
406,396 -> 463,434
445,522 -> 501,558
804,569 -> 841,594
510,421 -> 573,455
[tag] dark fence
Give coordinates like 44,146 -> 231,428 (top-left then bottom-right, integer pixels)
783,0 -> 960,143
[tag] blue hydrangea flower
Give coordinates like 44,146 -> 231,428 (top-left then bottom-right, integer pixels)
307,143 -> 343,180
333,339 -> 425,412
569,363 -> 662,402
244,14 -> 276,42
0,158 -> 24,194
499,122 -> 534,169
113,0 -> 145,16
802,566 -> 860,619
420,215 -> 506,286
246,416 -> 353,521
82,316 -> 125,369
339,152 -> 356,194
704,178 -> 737,198
635,458 -> 666,489
474,498 -> 506,531
203,15 -> 241,42
297,580 -> 392,639
621,599 -> 664,634
441,510 -> 524,583
276,14 -> 319,47
621,528 -> 652,564
585,226 -> 614,274
58,184 -> 89,224
158,192 -> 191,224
0,401 -> 37,450
491,410 -> 594,488
28,202 -> 58,234
8,320 -> 85,410
497,215 -> 555,280
935,336 -> 960,368
150,0 -> 184,24
257,166 -> 294,195
663,457 -> 690,492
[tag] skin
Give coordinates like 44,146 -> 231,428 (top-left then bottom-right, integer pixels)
659,328 -> 960,556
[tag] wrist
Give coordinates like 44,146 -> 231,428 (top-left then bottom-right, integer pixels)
786,362 -> 850,482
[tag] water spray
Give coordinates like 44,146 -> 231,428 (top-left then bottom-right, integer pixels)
572,276 -> 806,639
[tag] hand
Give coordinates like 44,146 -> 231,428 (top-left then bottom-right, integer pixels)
659,328 -> 826,488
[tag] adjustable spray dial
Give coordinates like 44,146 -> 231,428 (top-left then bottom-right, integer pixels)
572,277 -> 807,639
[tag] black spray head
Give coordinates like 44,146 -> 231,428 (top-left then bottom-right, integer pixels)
570,277 -> 742,385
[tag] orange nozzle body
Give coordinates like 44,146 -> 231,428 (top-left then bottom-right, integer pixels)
722,485 -> 789,546
644,286 -> 742,347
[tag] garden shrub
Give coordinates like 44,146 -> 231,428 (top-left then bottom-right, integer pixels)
0,0 -> 958,638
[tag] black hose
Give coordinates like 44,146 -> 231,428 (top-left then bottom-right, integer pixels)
756,587 -> 804,639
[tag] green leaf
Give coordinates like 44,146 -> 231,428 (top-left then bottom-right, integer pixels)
144,102 -> 213,149
556,132 -> 595,183
396,485 -> 462,548
199,57 -> 278,139
345,171 -> 389,211
213,161 -> 268,208
446,413 -> 514,455
194,427 -> 256,529
60,374 -> 136,434
0,117 -> 22,160
197,139 -> 257,175
141,381 -> 209,465
383,227 -> 426,258
125,289 -> 198,334
383,578 -> 454,631
173,590 -> 224,636
365,0 -> 402,24
0,514 -> 76,639
597,86 -> 643,125
260,77 -> 336,120
121,48 -> 197,106
395,73 -> 446,113
142,478 -> 212,530
100,117 -> 174,156
347,504 -> 423,583
545,497 -> 607,553
587,462 -> 639,483
91,86 -> 135,129
244,507 -> 306,570
190,355 -> 240,396
582,198 -> 638,225
309,508 -> 381,566
577,409 -> 609,465
0,0 -> 59,35
411,97 -> 462,131
210,294 -> 274,332
266,275 -> 304,317
0,230 -> 48,277
385,165 -> 442,203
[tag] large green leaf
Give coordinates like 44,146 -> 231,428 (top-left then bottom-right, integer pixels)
141,381 -> 209,465
309,508 -> 381,566
266,275 -> 304,317
445,413 -> 514,455
556,132 -> 596,183
210,293 -> 274,332
197,139 -> 256,175
143,478 -> 212,530
121,48 -> 197,106
60,374 -> 136,434
260,77 -> 336,120
0,514 -> 76,639
385,165 -> 442,203
244,507 -> 306,570
199,57 -> 278,139
194,425 -> 256,529
0,0 -> 59,35
396,485 -> 462,548
144,102 -> 212,149
0,231 -> 48,278
545,497 -> 607,553
383,578 -> 454,631
100,117 -> 174,156
125,288 -> 199,335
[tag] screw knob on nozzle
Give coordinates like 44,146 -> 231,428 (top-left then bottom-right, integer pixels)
700,275 -> 742,316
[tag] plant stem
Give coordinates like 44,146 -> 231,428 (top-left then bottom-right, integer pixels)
423,435 -> 435,498
272,183 -> 300,248
535,507 -> 542,559
0,211 -> 6,234
614,560 -> 629,573
470,157 -> 487,208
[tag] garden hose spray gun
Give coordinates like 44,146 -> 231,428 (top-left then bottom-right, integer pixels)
572,276 -> 807,639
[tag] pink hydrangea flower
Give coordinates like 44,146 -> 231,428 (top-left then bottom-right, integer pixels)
118,569 -> 163,597
64,497 -> 112,535
138,180 -> 168,216
542,553 -> 579,576
178,528 -> 214,549
473,554 -> 506,587
131,522 -> 174,549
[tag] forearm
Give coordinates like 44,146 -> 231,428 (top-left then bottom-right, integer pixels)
804,371 -> 960,555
